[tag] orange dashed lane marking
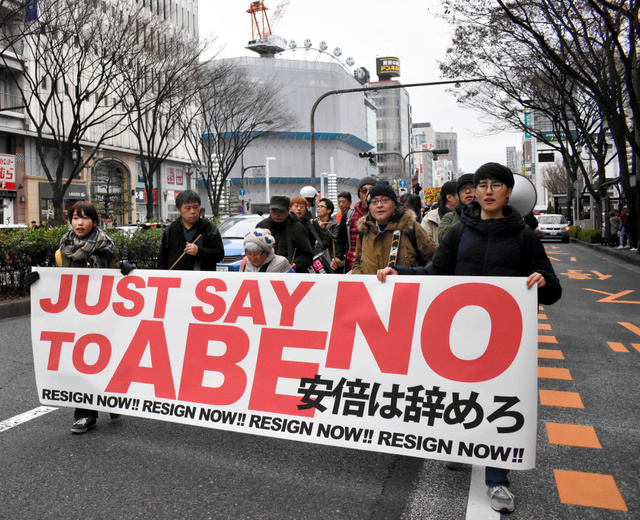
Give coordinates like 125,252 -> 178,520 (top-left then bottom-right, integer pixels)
539,390 -> 584,408
545,422 -> 601,449
538,367 -> 572,380
539,313 -> 548,320
607,342 -> 630,353
619,322 -> 640,336
538,335 -> 558,344
554,470 -> 627,511
538,323 -> 552,330
538,349 -> 564,360
632,343 -> 640,353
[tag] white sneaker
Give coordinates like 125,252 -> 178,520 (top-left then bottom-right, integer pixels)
631,248 -> 638,252
617,245 -> 624,248
487,485 -> 515,513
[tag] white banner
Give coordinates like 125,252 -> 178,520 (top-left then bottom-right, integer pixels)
30,268 -> 538,469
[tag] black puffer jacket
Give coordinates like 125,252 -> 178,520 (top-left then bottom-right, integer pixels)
397,202 -> 561,305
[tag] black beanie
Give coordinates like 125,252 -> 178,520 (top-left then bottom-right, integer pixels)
367,181 -> 398,205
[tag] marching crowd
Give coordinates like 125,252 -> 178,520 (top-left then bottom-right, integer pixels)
24,161 -> 561,514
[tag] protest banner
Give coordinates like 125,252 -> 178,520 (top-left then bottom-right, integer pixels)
30,268 -> 538,469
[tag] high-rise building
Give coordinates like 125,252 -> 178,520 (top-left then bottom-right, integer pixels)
412,122 -> 436,190
435,131 -> 459,176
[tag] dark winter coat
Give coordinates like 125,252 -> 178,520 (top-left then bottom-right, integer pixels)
157,217 -> 224,271
397,202 -> 562,305
255,213 -> 313,273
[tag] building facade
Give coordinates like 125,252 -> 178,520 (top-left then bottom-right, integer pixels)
219,56 -> 375,213
0,0 -> 199,226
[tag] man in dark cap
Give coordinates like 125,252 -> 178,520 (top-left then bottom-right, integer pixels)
352,181 -> 435,274
332,175 -> 377,272
421,180 -> 458,245
255,195 -> 313,273
438,173 -> 476,241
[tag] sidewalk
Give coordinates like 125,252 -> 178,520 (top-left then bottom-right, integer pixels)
2,241 -> 638,321
571,238 -> 640,267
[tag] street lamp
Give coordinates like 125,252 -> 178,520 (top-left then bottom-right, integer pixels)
265,157 -> 276,202
310,78 -> 483,182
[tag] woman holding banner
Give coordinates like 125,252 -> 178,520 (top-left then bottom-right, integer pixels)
377,163 -> 562,513
56,201 -> 123,434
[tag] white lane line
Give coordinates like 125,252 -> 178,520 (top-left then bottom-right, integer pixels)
0,406 -> 58,433
466,465 -> 500,520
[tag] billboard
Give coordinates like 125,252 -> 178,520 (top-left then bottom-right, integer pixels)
0,154 -> 16,190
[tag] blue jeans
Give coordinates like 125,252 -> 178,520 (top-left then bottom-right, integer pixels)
485,467 -> 510,487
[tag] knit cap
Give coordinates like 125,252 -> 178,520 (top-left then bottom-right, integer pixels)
243,228 -> 276,253
357,176 -> 378,193
367,180 -> 398,205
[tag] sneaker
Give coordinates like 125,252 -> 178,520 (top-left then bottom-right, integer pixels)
445,461 -> 464,470
631,248 -> 638,252
617,245 -> 624,248
71,416 -> 97,434
109,413 -> 121,419
487,485 -> 515,513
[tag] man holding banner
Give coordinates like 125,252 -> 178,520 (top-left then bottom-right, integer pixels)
378,162 -> 562,513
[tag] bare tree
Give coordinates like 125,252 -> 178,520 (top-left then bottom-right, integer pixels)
439,0 -> 638,230
116,15 -> 207,222
542,162 -> 570,196
183,60 -> 296,216
0,0 -> 147,224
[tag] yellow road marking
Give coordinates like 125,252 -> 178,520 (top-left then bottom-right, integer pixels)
607,342 -> 629,353
583,289 -> 640,304
619,322 -> 640,336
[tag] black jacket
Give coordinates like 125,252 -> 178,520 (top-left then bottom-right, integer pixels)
397,202 -> 562,305
300,213 -> 332,253
157,217 -> 224,271
255,213 -> 313,273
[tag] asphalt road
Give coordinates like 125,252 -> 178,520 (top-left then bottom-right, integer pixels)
1,241 -> 638,519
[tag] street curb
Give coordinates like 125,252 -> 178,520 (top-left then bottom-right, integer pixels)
0,297 -> 30,320
570,238 -> 640,267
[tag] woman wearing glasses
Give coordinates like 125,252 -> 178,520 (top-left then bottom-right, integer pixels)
240,229 -> 293,273
377,162 -> 561,513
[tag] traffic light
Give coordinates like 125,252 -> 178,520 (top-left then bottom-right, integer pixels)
359,151 -> 375,158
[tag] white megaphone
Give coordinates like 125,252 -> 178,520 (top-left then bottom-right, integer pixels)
509,174 -> 537,216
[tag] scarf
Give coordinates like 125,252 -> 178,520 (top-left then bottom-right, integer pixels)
60,226 -> 115,268
346,202 -> 367,270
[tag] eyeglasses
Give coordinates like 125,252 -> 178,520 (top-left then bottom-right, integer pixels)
291,204 -> 307,209
369,197 -> 393,207
359,188 -> 370,194
245,251 -> 265,258
460,185 -> 475,193
476,182 -> 505,193
317,205 -> 327,209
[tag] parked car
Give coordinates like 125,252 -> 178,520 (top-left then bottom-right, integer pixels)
536,214 -> 570,243
216,214 -> 264,271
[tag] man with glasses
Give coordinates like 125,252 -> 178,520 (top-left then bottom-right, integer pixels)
332,176 -> 377,273
438,173 -> 475,242
377,163 -> 562,514
352,180 -> 435,274
315,198 -> 339,240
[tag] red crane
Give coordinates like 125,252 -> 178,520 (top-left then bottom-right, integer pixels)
247,1 -> 291,40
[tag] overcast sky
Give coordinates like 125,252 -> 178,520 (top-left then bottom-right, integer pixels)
198,0 -> 521,173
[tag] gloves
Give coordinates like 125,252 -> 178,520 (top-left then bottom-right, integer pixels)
120,262 -> 136,276
24,271 -> 40,289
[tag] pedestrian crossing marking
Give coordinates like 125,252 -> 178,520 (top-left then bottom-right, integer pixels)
607,342 -> 629,353
538,313 -> 548,320
538,349 -> 564,360
539,390 -> 584,409
538,335 -> 558,344
538,323 -> 552,330
538,367 -> 572,380
545,423 -> 601,449
553,470 -> 627,511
